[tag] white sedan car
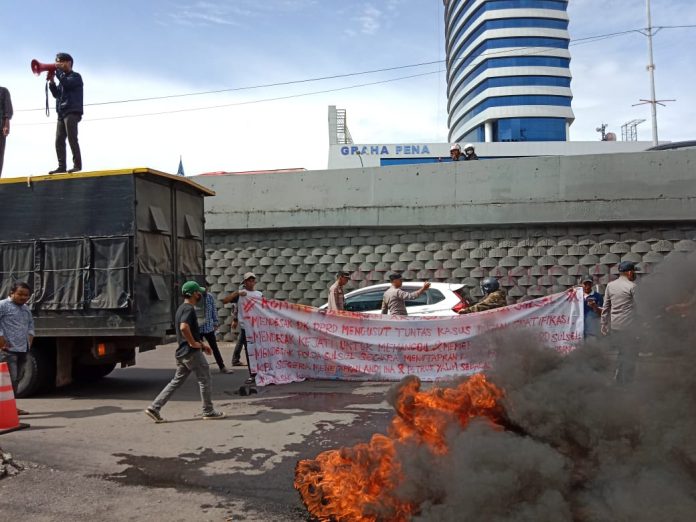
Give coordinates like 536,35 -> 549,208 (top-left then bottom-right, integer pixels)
320,282 -> 471,316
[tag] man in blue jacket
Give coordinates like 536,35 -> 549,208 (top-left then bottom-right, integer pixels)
48,53 -> 83,174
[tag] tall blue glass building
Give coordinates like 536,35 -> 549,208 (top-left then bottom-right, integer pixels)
444,0 -> 574,143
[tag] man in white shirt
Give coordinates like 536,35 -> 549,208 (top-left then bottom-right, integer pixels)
228,273 -> 262,381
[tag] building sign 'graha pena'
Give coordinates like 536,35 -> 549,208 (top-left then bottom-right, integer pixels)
340,145 -> 432,156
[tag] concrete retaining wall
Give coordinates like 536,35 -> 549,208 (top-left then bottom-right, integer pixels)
205,223 -> 696,340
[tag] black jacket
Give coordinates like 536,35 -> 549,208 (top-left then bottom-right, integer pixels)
0,86 -> 12,122
49,70 -> 83,117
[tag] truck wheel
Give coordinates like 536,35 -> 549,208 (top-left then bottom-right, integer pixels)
16,344 -> 57,398
72,362 -> 117,383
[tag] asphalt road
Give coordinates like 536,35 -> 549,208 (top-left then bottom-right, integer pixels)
0,343 -> 394,521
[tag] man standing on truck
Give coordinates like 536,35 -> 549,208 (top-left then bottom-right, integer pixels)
0,85 -> 13,177
0,282 -> 34,414
145,281 -> 225,422
48,53 -> 83,174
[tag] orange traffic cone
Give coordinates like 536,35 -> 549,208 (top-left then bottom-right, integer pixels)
0,362 -> 29,434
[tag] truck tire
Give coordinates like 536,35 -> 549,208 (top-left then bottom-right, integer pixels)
16,344 -> 57,398
72,362 -> 117,383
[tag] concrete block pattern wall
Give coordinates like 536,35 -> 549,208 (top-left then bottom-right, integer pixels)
204,224 -> 696,340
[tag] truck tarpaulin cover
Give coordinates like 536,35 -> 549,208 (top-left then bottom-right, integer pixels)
0,243 -> 34,298
242,288 -> 584,385
0,238 -> 130,310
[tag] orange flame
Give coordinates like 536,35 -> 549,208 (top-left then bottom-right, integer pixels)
294,374 -> 505,521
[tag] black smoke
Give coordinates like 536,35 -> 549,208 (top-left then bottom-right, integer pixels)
390,249 -> 696,521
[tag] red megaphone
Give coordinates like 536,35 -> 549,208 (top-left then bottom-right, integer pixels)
31,59 -> 57,80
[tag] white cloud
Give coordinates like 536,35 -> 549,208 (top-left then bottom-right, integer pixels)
163,0 -> 317,26
357,4 -> 382,35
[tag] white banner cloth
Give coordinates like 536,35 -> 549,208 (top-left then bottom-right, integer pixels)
243,288 -> 584,386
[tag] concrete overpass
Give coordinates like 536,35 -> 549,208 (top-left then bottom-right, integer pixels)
195,150 -> 696,340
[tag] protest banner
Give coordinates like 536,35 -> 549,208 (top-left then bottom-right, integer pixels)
243,288 -> 584,386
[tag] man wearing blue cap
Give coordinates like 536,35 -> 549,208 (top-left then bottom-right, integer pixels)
601,261 -> 639,384
145,281 -> 224,422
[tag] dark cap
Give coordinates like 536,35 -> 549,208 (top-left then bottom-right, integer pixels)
337,271 -> 350,278
581,276 -> 594,284
618,261 -> 638,273
388,273 -> 403,281
55,52 -> 73,63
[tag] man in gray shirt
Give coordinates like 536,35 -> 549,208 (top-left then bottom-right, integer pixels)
0,282 -> 34,412
381,273 -> 430,316
0,86 -> 13,177
601,261 -> 638,384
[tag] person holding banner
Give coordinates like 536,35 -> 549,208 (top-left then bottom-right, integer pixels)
459,277 -> 507,314
230,273 -> 262,378
381,273 -> 430,316
582,277 -> 603,337
327,271 -> 351,311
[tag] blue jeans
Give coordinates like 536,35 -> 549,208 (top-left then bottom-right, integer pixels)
150,350 -> 214,413
0,350 -> 27,394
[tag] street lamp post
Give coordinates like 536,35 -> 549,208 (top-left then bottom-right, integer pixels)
633,0 -> 675,146
645,0 -> 659,146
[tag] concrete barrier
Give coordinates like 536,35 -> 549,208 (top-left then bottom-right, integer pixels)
199,150 -> 696,230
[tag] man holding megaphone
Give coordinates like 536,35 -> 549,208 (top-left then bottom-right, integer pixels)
47,53 -> 83,174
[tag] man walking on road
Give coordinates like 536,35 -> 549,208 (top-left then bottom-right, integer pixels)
145,281 -> 224,422
0,86 -> 13,177
601,261 -> 639,385
0,282 -> 34,414
327,271 -> 350,311
381,273 -> 430,316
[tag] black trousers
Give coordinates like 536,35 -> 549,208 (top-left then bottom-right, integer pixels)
232,328 -> 246,364
202,331 -> 225,370
233,329 -> 255,379
0,133 -> 6,177
56,113 -> 82,169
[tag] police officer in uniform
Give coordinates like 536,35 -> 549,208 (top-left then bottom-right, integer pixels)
458,277 -> 506,314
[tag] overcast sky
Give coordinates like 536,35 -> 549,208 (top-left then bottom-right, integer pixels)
2,0 -> 695,177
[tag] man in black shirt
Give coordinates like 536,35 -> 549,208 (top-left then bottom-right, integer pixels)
145,281 -> 224,422
48,52 -> 83,174
0,86 -> 12,177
